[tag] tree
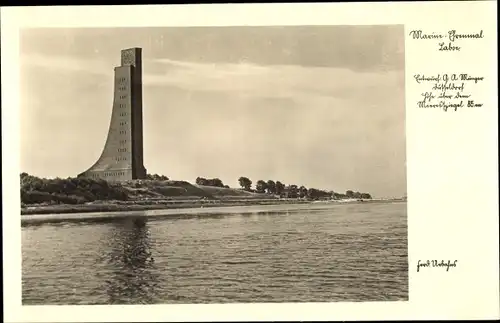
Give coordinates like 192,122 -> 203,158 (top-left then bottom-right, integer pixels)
255,180 -> 268,193
334,192 -> 347,199
353,191 -> 362,199
275,181 -> 285,195
308,188 -> 331,200
238,177 -> 252,191
147,173 -> 169,181
307,188 -> 318,199
360,193 -> 372,199
346,190 -> 354,198
299,186 -> 308,198
266,180 -> 276,194
207,178 -> 224,187
196,177 -> 224,187
195,177 -> 207,185
287,185 -> 298,198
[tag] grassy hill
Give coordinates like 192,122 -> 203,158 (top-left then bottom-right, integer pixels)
19,174 -> 379,216
20,174 -> 274,207
193,184 -> 270,199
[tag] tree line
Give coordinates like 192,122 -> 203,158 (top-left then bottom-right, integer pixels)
19,171 -> 372,206
193,176 -> 371,200
237,176 -> 371,200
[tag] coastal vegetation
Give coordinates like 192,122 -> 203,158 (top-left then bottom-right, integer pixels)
20,172 -> 266,206
20,172 -> 373,215
195,177 -> 228,188
238,176 -> 371,200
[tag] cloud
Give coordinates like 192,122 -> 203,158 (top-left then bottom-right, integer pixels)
146,58 -> 404,103
21,53 -> 111,76
21,53 -> 403,103
20,25 -> 405,72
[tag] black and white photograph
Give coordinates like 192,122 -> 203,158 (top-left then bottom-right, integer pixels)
19,25 -> 408,305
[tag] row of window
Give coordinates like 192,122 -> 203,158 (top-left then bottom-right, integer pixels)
119,112 -> 127,117
119,86 -> 127,91
119,130 -> 127,134
119,95 -> 127,100
115,156 -> 127,161
90,172 -> 125,178
103,171 -> 126,177
119,140 -> 127,144
120,121 -> 128,126
119,104 -> 127,108
118,148 -> 127,152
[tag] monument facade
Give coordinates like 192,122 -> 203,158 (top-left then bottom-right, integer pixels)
78,48 -> 147,181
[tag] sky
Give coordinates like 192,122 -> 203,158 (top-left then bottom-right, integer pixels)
20,26 -> 406,198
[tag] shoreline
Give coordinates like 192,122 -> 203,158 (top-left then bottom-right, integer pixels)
21,197 -> 396,216
21,198 -> 311,215
21,199 -> 406,226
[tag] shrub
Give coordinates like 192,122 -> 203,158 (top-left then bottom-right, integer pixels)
20,173 -> 129,205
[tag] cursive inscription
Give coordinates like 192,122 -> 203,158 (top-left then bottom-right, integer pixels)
414,73 -> 485,111
409,29 -> 484,51
417,260 -> 458,272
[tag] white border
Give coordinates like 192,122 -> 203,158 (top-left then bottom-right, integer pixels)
2,2 -> 499,321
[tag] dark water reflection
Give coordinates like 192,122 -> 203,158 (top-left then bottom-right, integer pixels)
22,202 -> 408,304
103,218 -> 159,304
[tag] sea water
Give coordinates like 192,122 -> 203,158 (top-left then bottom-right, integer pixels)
22,201 -> 408,304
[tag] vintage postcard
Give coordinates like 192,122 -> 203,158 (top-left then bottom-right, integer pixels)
1,2 -> 498,322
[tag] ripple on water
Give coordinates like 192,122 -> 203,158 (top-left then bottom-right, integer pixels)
22,203 -> 408,304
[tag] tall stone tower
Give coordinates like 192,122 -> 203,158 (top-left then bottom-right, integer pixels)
78,48 -> 147,181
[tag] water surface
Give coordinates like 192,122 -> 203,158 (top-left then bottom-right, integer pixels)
22,202 -> 408,304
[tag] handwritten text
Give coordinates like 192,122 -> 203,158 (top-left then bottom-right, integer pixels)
417,260 -> 458,272
414,73 -> 484,111
408,29 -> 484,51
